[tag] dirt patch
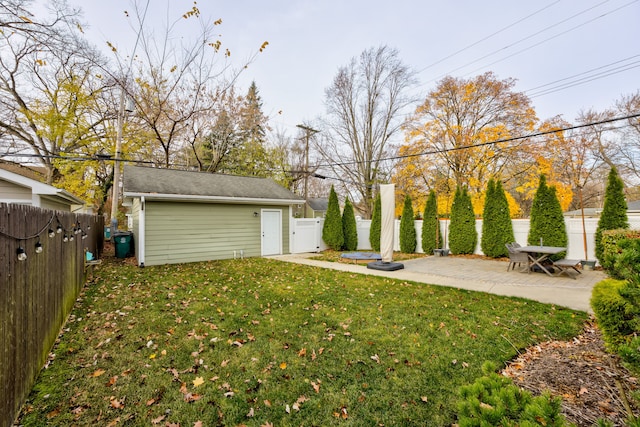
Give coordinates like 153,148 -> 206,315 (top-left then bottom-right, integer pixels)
502,321 -> 638,426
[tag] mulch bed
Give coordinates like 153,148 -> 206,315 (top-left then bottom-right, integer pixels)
502,321 -> 638,426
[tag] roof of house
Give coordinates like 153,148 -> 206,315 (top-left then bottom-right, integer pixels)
563,200 -> 640,217
0,167 -> 86,206
0,160 -> 46,181
123,166 -> 304,205
307,198 -> 328,211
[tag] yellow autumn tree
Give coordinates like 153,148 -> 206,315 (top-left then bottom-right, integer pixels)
396,72 -> 538,216
513,116 -> 609,213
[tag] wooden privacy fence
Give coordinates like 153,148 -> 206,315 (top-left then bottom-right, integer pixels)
0,203 -> 103,427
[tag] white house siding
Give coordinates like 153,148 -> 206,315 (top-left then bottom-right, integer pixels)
130,198 -> 142,261
0,180 -> 31,203
39,198 -> 71,212
143,201 -> 290,266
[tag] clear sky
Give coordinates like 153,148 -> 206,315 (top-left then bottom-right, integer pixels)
66,0 -> 639,135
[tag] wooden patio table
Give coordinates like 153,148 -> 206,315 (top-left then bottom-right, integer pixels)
515,245 -> 566,277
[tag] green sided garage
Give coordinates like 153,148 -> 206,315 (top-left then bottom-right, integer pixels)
122,166 -> 304,267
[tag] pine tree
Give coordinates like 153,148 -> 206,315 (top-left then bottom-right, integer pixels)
322,185 -> 344,250
528,175 -> 567,259
399,195 -> 417,253
421,190 -> 441,253
449,186 -> 477,254
342,197 -> 358,251
224,81 -> 270,176
481,179 -> 514,258
369,193 -> 382,252
595,167 -> 628,263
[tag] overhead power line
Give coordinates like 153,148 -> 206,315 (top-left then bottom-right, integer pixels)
460,0 -> 639,79
416,0 -> 561,74
526,59 -> 640,98
422,0 -> 612,85
3,115 -> 639,182
317,113 -> 640,168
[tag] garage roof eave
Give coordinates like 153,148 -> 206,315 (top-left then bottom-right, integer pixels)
124,192 -> 303,206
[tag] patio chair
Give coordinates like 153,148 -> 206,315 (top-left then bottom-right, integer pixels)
506,243 -> 529,272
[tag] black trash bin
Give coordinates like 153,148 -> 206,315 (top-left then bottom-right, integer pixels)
113,231 -> 133,258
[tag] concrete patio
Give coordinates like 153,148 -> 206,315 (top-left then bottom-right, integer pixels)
270,253 -> 607,313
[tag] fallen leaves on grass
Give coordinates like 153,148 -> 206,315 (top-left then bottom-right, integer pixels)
91,368 -> 105,377
192,376 -> 204,388
179,382 -> 202,403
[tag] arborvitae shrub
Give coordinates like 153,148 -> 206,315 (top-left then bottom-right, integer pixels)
449,186 -> 477,255
342,197 -> 358,251
527,175 -> 567,260
481,179 -> 514,258
399,195 -> 417,253
421,190 -> 440,253
322,185 -> 344,250
595,167 -> 628,263
369,193 -> 381,252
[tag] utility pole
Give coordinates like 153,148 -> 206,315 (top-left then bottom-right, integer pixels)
296,124 -> 319,218
110,89 -> 126,235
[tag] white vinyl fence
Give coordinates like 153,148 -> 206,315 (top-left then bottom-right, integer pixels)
290,217 -> 640,262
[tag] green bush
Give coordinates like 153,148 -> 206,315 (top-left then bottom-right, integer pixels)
590,278 -> 636,350
369,193 -> 381,252
481,179 -> 514,258
595,167 -> 628,264
600,229 -> 640,275
592,236 -> 640,373
527,175 -> 567,261
421,190 -> 441,254
342,197 -> 358,251
322,185 -> 344,250
399,195 -> 417,253
449,186 -> 477,255
457,361 -> 569,426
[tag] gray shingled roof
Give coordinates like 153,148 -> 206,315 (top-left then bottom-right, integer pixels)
123,166 -> 303,202
307,198 -> 328,211
564,200 -> 640,216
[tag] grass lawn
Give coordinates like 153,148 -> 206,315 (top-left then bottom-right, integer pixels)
18,257 -> 587,426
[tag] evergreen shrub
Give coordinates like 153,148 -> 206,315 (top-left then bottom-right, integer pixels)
342,198 -> 358,251
449,186 -> 477,255
595,167 -> 629,263
322,186 -> 344,250
421,190 -> 441,254
457,361 -> 569,426
399,195 -> 416,253
369,194 -> 381,252
527,175 -> 567,260
481,179 -> 514,258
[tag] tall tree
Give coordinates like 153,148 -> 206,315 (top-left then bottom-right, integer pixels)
613,91 -> 640,181
398,72 -> 537,208
187,88 -> 243,172
449,186 -> 477,255
527,175 -> 567,259
342,197 -> 358,251
421,190 -> 441,254
481,179 -> 514,258
0,0 -> 110,187
115,4 -> 267,168
322,185 -> 344,250
399,195 -> 417,253
595,167 -> 628,263
319,45 -> 416,218
222,81 -> 271,176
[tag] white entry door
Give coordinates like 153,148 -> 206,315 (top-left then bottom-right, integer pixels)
261,209 -> 282,256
